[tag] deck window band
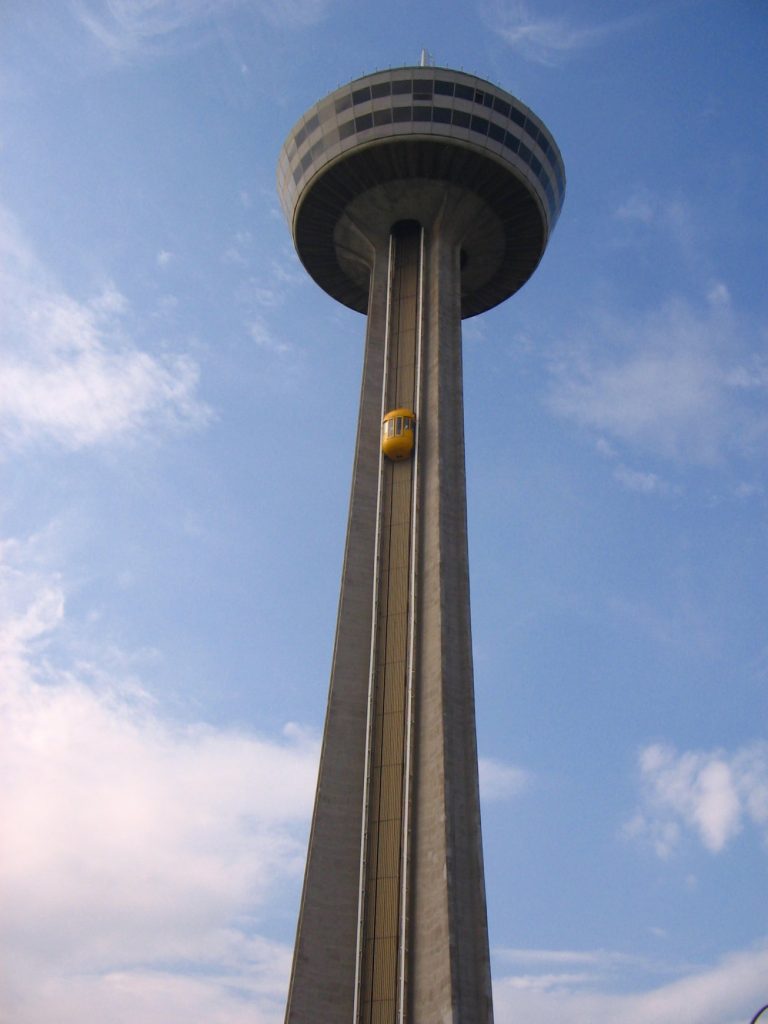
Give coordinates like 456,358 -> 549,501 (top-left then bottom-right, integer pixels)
295,79 -> 565,195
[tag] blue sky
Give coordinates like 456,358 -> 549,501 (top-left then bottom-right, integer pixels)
1,1 -> 767,1022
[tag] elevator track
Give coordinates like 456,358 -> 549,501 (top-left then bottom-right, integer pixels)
356,222 -> 422,1024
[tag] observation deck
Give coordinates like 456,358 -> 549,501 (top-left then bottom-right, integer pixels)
277,66 -> 565,318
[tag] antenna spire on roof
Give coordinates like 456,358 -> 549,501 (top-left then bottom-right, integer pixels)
419,48 -> 434,67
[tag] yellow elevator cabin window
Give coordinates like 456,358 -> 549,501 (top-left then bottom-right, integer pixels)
382,408 -> 416,461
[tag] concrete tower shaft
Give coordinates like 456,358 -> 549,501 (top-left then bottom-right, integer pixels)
278,66 -> 564,1024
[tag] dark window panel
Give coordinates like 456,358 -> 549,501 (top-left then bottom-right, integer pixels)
455,83 -> 474,101
518,141 -> 532,164
530,154 -> 542,176
294,125 -> 307,149
413,80 -> 433,99
452,109 -> 470,127
413,106 -> 432,121
392,79 -> 412,94
488,122 -> 505,143
352,86 -> 371,104
503,132 -> 520,153
509,106 -> 525,127
373,108 -> 393,126
470,114 -> 489,135
371,82 -> 391,99
338,119 -> 356,140
354,113 -> 373,131
432,106 -> 452,124
434,79 -> 454,96
493,96 -> 510,117
392,105 -> 412,122
305,114 -> 319,135
335,94 -> 352,114
524,118 -> 539,143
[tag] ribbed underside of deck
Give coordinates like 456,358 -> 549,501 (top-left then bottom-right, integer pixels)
293,139 -> 545,317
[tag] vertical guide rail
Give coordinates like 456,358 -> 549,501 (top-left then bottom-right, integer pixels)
397,224 -> 424,1022
353,234 -> 395,1024
355,223 -> 421,1023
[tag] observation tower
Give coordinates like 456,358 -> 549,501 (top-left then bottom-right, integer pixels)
277,63 -> 565,1024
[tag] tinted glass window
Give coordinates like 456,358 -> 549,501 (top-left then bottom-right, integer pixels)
509,106 -> 525,127
493,96 -> 510,117
455,83 -> 474,101
524,118 -> 539,143
335,95 -> 352,114
355,113 -> 373,131
352,87 -> 371,104
338,120 -> 356,140
373,108 -> 392,126
434,79 -> 454,96
530,154 -> 542,176
305,114 -> 319,134
452,109 -> 470,128
413,106 -> 432,121
471,114 -> 489,135
518,141 -> 532,164
396,417 -> 402,435
392,79 -> 412,94
371,82 -> 391,99
503,132 -> 519,153
392,106 -> 412,122
432,106 -> 452,124
488,122 -> 505,143
294,125 -> 307,149
413,81 -> 433,99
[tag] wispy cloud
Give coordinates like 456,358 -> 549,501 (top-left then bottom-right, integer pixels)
72,0 -> 332,59
0,538 -> 318,1023
0,207 -> 209,451
484,1 -> 640,65
494,943 -> 768,1024
547,290 -> 768,466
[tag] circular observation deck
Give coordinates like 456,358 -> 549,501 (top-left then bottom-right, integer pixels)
277,67 -> 565,318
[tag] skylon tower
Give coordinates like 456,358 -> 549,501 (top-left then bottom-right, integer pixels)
277,63 -> 565,1024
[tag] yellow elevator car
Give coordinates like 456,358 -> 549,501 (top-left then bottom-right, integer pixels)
381,408 -> 416,461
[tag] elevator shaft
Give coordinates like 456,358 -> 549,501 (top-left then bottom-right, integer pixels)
357,223 -> 421,1024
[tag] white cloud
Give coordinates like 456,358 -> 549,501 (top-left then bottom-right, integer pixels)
625,742 -> 768,857
493,943 -> 768,1024
484,0 -> 639,65
548,295 -> 768,465
0,541 -> 318,1023
479,757 -> 531,801
0,206 -> 209,450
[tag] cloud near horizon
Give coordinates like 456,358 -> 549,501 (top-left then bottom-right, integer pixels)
493,942 -> 768,1024
0,542 -> 318,1024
